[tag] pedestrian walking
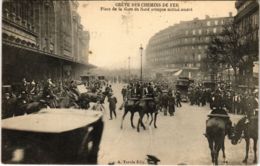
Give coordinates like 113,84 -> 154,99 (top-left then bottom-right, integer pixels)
176,90 -> 182,107
121,86 -> 127,101
168,92 -> 176,116
108,93 -> 117,120
161,90 -> 169,116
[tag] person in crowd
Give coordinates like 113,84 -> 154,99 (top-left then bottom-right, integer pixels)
21,78 -> 29,94
42,78 -> 58,107
246,91 -> 258,119
168,92 -> 176,116
161,90 -> 169,116
2,92 -> 15,119
121,86 -> 127,101
175,90 -> 182,107
107,92 -> 117,120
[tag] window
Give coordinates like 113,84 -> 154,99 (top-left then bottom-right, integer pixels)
198,29 -> 202,35
215,20 -> 218,25
198,54 -> 201,61
192,30 -> 196,35
213,28 -> 217,33
198,45 -> 201,49
185,30 -> 188,35
207,29 -> 211,34
207,21 -> 211,26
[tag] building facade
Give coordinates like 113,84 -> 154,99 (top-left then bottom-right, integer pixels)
145,14 -> 233,79
235,0 -> 259,85
2,0 -> 92,84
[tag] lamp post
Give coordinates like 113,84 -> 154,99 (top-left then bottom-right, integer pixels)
140,44 -> 143,82
128,56 -> 131,83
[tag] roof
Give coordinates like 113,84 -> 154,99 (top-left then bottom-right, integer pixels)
2,109 -> 103,133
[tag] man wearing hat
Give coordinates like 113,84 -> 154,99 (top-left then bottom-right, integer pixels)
108,92 -> 117,120
161,90 -> 169,116
175,90 -> 182,107
168,92 -> 176,116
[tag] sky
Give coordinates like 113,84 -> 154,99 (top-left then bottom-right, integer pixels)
77,1 -> 237,69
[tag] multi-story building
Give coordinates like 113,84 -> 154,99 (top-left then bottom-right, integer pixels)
145,14 -> 233,79
235,0 -> 259,85
2,0 -> 93,84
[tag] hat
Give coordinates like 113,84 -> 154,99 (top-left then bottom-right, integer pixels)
146,155 -> 160,165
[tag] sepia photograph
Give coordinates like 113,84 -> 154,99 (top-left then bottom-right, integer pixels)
1,0 -> 259,165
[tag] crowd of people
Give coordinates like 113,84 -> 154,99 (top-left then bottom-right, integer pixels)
120,80 -> 183,116
2,77 -> 114,119
188,82 -> 258,117
119,79 -> 258,118
2,77 -> 258,120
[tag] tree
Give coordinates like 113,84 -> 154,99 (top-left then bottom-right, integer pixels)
206,19 -> 258,85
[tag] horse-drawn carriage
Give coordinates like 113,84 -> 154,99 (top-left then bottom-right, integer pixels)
175,77 -> 193,102
2,109 -> 104,164
202,81 -> 216,91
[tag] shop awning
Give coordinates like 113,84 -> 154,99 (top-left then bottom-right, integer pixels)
174,69 -> 183,76
3,39 -> 96,69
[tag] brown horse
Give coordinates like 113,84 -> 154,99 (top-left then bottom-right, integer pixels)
79,91 -> 107,109
137,98 -> 158,132
206,117 -> 230,165
231,116 -> 258,164
120,99 -> 140,129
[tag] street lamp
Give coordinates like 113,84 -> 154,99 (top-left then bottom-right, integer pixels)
128,56 -> 131,83
140,44 -> 143,82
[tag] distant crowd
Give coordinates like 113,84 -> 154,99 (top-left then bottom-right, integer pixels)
120,80 -> 258,117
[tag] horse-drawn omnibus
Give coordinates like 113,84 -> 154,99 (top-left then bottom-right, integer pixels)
2,109 -> 104,164
175,77 -> 194,102
202,81 -> 216,91
80,75 -> 96,83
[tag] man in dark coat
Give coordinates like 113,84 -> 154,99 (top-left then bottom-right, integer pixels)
175,90 -> 182,107
246,91 -> 258,118
121,86 -> 127,100
168,92 -> 176,116
161,90 -> 169,116
108,93 -> 117,120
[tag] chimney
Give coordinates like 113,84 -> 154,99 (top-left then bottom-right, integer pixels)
205,15 -> 210,19
229,12 -> 232,17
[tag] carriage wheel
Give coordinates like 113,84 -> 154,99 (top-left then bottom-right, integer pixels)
78,128 -> 95,163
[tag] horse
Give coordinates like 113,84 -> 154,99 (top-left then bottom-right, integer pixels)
205,116 -> 231,165
78,91 -> 108,109
120,98 -> 140,129
231,116 -> 258,164
56,89 -> 80,109
137,98 -> 158,132
23,100 -> 49,114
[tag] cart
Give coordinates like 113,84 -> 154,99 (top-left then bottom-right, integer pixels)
2,109 -> 104,164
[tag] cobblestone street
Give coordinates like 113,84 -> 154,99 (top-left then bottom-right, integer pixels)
98,83 -> 255,165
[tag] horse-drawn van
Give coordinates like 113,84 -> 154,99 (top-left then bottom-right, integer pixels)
175,77 -> 192,101
80,75 -> 96,83
203,81 -> 216,91
2,109 -> 104,164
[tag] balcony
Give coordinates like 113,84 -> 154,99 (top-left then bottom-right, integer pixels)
2,9 -> 37,48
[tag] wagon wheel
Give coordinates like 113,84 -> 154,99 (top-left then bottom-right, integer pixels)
78,128 -> 95,163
